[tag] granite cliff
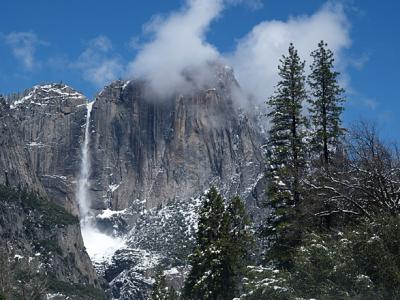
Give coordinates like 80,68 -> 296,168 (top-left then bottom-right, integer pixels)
0,93 -> 105,299
88,65 -> 265,213
0,65 -> 267,299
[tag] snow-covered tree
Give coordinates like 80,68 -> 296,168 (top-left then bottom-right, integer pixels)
183,187 -> 225,299
183,189 -> 253,299
217,196 -> 253,299
308,40 -> 345,165
265,43 -> 308,266
305,122 -> 400,221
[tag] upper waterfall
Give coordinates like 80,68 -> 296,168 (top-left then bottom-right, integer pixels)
76,101 -> 125,263
77,101 -> 94,224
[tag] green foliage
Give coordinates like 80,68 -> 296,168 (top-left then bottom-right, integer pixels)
265,43 -> 308,267
308,40 -> 345,164
183,187 -> 225,299
219,196 -> 254,297
196,187 -> 225,251
245,217 -> 400,299
288,218 -> 400,299
0,184 -> 78,228
261,42 -> 399,300
183,188 -> 254,299
266,43 -> 308,205
241,266 -> 293,300
0,249 -> 47,300
39,239 -> 63,255
21,188 -> 78,227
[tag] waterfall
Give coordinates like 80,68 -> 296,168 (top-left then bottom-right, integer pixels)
77,101 -> 125,263
77,101 -> 94,224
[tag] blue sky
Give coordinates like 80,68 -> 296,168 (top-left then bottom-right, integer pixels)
0,0 -> 399,140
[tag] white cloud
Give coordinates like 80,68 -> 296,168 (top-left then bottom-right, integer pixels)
127,0 -> 223,97
126,1 -> 351,104
73,36 -> 123,88
4,32 -> 44,70
228,3 -> 351,105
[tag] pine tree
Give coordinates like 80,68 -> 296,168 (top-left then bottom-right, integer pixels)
183,187 -> 225,299
265,43 -> 308,266
183,190 -> 254,299
218,196 -> 253,298
308,40 -> 345,165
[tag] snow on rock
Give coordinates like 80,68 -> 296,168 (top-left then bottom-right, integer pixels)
98,196 -> 203,299
10,83 -> 85,109
109,184 -> 120,193
97,208 -> 127,220
46,293 -> 66,300
27,142 -> 47,147
164,267 -> 179,276
122,80 -> 131,90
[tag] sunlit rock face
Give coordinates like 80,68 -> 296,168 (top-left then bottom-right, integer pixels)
0,95 -> 104,298
0,65 -> 268,299
89,66 -> 266,215
0,97 -> 44,191
8,83 -> 88,215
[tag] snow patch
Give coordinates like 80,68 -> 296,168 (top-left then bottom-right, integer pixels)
122,80 -> 131,90
10,83 -> 85,109
97,208 -> 127,220
109,184 -> 120,193
27,142 -> 47,147
46,293 -> 66,299
164,267 -> 179,276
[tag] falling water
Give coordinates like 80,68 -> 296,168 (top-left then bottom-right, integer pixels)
77,101 -> 94,224
77,101 -> 125,263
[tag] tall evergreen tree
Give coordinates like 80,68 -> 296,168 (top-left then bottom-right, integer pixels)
183,190 -> 254,299
183,187 -> 225,299
265,43 -> 308,266
218,196 -> 253,298
308,40 -> 345,165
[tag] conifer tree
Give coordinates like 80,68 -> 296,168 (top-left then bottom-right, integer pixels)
308,40 -> 345,165
183,190 -> 254,299
183,187 -> 225,299
265,43 -> 308,266
218,196 -> 253,298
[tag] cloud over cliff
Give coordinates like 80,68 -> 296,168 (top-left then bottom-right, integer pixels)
127,0 -> 223,97
126,0 -> 351,103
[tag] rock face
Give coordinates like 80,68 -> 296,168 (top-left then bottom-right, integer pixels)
9,84 -> 87,215
88,66 -> 265,214
0,98 -> 44,192
0,186 -> 106,299
0,92 -> 104,299
84,67 -> 267,299
0,66 -> 267,299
